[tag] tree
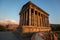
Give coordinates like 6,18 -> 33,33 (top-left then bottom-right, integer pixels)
0,25 -> 5,31
51,24 -> 60,31
56,25 -> 60,31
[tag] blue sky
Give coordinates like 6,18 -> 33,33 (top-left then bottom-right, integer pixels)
0,0 -> 60,24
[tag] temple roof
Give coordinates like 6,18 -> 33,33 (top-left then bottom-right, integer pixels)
22,1 -> 49,15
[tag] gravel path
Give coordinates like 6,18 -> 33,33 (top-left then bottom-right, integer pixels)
0,31 -> 18,40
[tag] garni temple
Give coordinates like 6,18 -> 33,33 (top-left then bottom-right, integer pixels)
0,1 -> 60,40
17,1 -> 52,40
19,1 -> 51,32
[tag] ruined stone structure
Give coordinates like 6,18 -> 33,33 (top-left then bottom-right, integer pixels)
17,1 -> 51,40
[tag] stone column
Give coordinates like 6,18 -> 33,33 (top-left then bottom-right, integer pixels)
26,10 -> 28,25
37,12 -> 40,27
46,18 -> 48,27
41,14 -> 42,27
45,17 -> 46,27
21,13 -> 23,26
47,17 -> 50,27
25,9 -> 29,25
44,16 -> 45,27
42,15 -> 44,27
46,17 -> 47,27
25,11 -> 26,25
37,12 -> 38,27
24,12 -> 25,25
34,9 -> 35,26
22,12 -> 24,25
43,16 -> 44,27
29,8 -> 31,26
34,11 -> 37,27
39,14 -> 41,27
42,16 -> 44,27
31,9 -> 34,26
39,16 -> 40,27
39,13 -> 41,27
34,11 -> 37,26
38,13 -> 40,26
25,11 -> 27,25
25,10 -> 28,26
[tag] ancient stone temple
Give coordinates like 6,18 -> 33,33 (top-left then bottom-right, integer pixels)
19,1 -> 51,32
17,1 -> 51,40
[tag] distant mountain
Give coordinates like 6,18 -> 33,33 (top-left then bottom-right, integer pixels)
0,19 -> 19,26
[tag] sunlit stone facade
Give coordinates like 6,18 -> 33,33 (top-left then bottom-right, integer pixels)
19,1 -> 51,33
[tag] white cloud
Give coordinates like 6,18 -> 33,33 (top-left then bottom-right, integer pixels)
0,19 -> 19,25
